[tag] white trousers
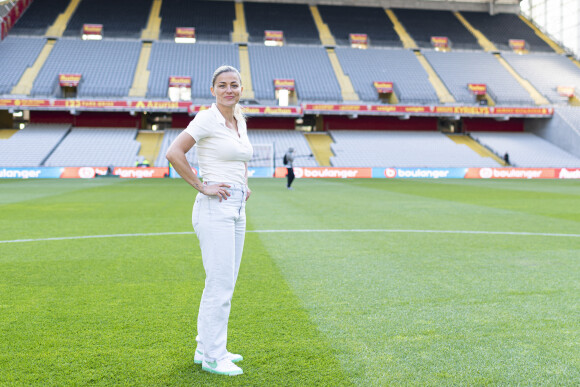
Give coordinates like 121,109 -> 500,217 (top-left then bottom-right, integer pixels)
192,183 -> 247,362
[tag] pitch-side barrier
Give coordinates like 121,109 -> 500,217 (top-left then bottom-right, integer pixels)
1,166 -> 579,179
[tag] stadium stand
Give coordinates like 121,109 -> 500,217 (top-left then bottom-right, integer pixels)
392,8 -> 479,50
471,131 -> 580,167
317,5 -> 401,47
248,44 -> 342,102
527,106 -> 580,159
146,42 -> 240,101
423,50 -> 535,105
0,36 -> 46,95
329,130 -> 502,167
8,0 -> 70,36
460,12 -> 553,52
335,47 -> 439,104
159,0 -> 235,42
330,130 -> 502,167
63,0 -> 152,39
244,1 -> 320,45
502,52 -> 580,104
30,39 -> 141,97
0,124 -> 70,166
247,130 -> 318,167
154,128 -> 198,167
44,128 -> 140,167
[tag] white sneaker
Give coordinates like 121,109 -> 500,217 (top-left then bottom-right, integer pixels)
194,349 -> 243,364
202,358 -> 243,376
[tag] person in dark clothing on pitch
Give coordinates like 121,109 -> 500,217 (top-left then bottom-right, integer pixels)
283,147 -> 295,189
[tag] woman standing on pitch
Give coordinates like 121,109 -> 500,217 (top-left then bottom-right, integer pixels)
166,65 -> 252,376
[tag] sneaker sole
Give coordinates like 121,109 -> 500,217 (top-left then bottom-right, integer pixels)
195,356 -> 242,365
201,366 -> 243,376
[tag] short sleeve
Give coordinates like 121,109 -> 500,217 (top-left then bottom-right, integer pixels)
184,111 -> 211,142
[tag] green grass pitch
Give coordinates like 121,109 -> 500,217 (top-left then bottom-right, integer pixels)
0,178 -> 579,385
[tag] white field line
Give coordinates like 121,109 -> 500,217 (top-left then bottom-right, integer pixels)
0,229 -> 579,244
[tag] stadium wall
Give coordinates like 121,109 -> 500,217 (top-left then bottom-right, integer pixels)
322,115 -> 438,131
29,111 -> 141,128
462,118 -> 524,132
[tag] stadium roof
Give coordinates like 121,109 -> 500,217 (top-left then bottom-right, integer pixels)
238,0 -> 521,13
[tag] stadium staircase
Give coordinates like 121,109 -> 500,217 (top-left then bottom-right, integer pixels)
326,48 -> 359,101
129,42 -> 152,97
385,9 -> 417,49
11,39 -> 56,95
45,0 -> 81,37
141,0 -> 162,41
0,129 -> 18,139
136,131 -> 163,166
232,2 -> 249,43
310,6 -> 336,46
454,12 -> 498,52
493,53 -> 549,105
447,134 -> 507,166
304,132 -> 333,166
239,45 -> 255,100
518,15 -> 565,55
414,52 -> 455,104
326,47 -> 360,101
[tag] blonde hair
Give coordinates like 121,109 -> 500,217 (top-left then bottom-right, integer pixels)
212,65 -> 246,122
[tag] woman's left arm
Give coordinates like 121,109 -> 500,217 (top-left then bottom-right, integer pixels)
245,162 -> 251,201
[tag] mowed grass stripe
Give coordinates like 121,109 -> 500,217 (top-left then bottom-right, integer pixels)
0,185 -> 350,385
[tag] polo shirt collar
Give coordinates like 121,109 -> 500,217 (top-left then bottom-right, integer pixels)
210,103 -> 226,126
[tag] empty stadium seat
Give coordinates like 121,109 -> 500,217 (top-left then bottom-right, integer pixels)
330,130 -> 501,167
392,8 -> 479,50
471,131 -> 580,167
335,47 -> 438,104
146,42 -> 240,101
0,124 -> 70,167
244,2 -> 320,45
63,0 -> 152,39
423,50 -> 535,105
248,44 -> 342,102
159,0 -> 236,42
503,52 -> 580,104
0,36 -> 46,95
317,5 -> 401,47
461,12 -> 553,52
30,39 -> 141,97
9,0 -> 70,36
44,128 -> 141,167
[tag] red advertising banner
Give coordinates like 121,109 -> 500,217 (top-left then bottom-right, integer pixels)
468,83 -> 487,95
129,100 -> 190,110
54,99 -> 128,109
59,74 -> 82,87
274,167 -> 372,178
265,30 -> 284,41
274,79 -> 295,91
169,76 -> 192,88
464,168 -> 558,179
175,27 -> 195,38
0,98 -> 52,107
60,167 -> 109,178
558,168 -> 580,179
557,86 -> 575,97
303,104 -> 369,112
349,33 -> 368,45
113,167 -> 169,178
509,39 -> 526,51
240,106 -> 301,115
373,81 -> 393,93
431,36 -> 449,48
82,24 -> 103,37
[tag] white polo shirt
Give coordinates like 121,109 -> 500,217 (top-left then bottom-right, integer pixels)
184,103 -> 253,185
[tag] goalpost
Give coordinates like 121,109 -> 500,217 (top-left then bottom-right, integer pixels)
250,143 -> 274,177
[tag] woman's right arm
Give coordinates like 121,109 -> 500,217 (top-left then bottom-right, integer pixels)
166,132 -> 231,201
